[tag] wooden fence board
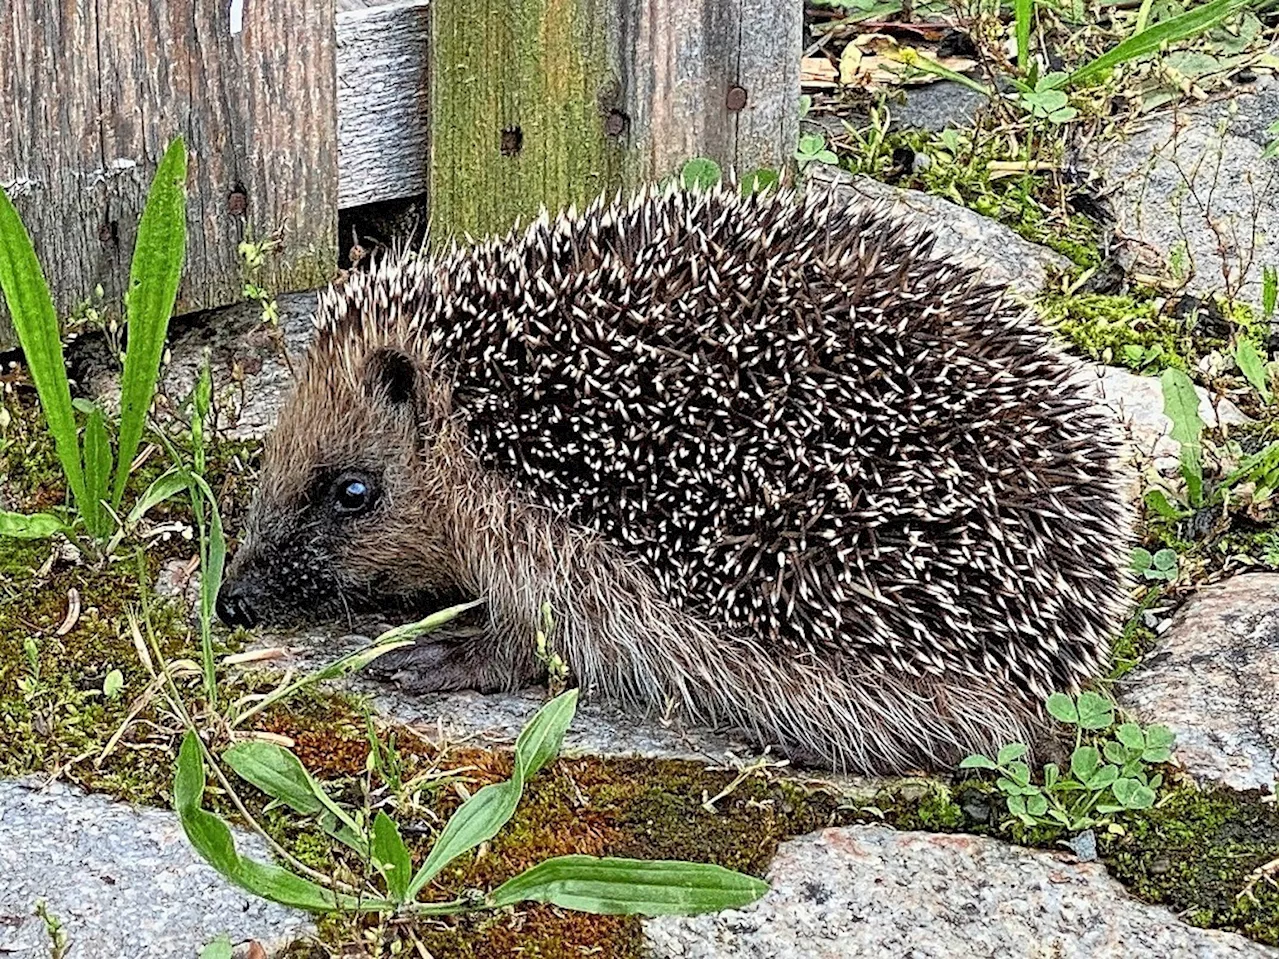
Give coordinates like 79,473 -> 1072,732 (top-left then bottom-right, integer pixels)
0,0 -> 338,349
428,0 -> 621,243
337,1 -> 432,208
428,0 -> 801,243
0,0 -> 800,348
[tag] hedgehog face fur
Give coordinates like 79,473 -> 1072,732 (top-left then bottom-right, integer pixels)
219,183 -> 1132,772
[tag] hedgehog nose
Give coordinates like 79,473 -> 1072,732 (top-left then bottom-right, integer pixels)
216,579 -> 259,629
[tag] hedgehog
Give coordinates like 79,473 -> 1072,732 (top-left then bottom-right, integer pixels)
216,183 -> 1132,773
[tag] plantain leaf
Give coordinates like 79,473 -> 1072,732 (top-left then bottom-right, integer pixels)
1235,339 -> 1271,400
372,810 -> 413,903
224,741 -> 325,815
174,731 -> 386,913
224,740 -> 366,854
0,185 -> 86,510
126,469 -> 188,526
489,855 -> 769,916
1014,0 -> 1033,72
1160,369 -> 1204,446
406,689 -> 579,899
0,510 -> 67,539
514,687 -> 579,782
111,137 -> 188,508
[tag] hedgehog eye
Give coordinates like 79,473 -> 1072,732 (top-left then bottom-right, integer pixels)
332,474 -> 376,516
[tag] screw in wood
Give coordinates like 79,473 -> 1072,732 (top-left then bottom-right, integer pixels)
726,86 -> 748,111
604,110 -> 629,137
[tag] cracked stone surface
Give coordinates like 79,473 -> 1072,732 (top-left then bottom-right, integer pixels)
644,825 -> 1274,958
1120,574 -> 1279,792
809,163 -> 1072,297
0,778 -> 313,959
1088,78 -> 1278,311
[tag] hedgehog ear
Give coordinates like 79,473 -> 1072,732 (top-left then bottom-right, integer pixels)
365,348 -> 417,407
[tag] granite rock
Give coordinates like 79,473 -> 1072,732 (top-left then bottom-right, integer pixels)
645,825 -> 1274,958
808,164 -> 1072,297
0,778 -> 313,958
1088,78 -> 1279,312
1120,574 -> 1279,792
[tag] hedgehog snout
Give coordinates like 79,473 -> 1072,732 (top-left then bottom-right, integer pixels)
216,576 -> 260,629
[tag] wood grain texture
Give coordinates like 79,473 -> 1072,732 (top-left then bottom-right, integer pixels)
0,0 -> 338,349
337,0 -> 431,208
429,0 -> 621,242
428,0 -> 800,243
615,0 -> 801,181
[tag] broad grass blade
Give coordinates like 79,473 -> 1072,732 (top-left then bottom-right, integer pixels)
489,855 -> 769,915
112,137 -> 188,508
0,186 -> 87,508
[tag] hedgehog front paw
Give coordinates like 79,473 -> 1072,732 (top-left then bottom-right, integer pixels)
366,623 -> 513,694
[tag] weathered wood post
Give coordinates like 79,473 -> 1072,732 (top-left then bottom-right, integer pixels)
427,0 -> 802,241
0,0 -> 338,347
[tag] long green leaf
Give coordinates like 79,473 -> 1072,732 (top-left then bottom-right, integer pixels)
1015,0 -> 1034,72
406,689 -> 579,899
174,731 -> 385,913
224,741 -> 367,854
372,810 -> 413,903
514,688 -> 579,781
0,511 -> 67,539
489,855 -> 770,916
407,778 -> 522,899
1160,368 -> 1203,446
223,741 -> 326,815
125,469 -> 189,526
83,404 -> 112,537
1160,367 -> 1204,504
1235,339 -> 1271,400
1062,0 -> 1248,88
0,186 -> 86,509
111,137 -> 188,508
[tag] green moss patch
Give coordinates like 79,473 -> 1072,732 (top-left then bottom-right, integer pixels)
1102,786 -> 1279,945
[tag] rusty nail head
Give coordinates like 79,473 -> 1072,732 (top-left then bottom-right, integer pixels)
227,189 -> 248,215
605,110 -> 628,137
500,126 -> 523,156
727,86 -> 748,111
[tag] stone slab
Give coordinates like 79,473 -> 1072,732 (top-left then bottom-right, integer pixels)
1120,574 -> 1279,792
1088,78 -> 1278,312
0,778 -> 313,958
645,825 -> 1274,958
807,163 -> 1072,298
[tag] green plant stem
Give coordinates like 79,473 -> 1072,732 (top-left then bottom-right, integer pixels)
899,50 -> 995,96
136,609 -> 363,894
